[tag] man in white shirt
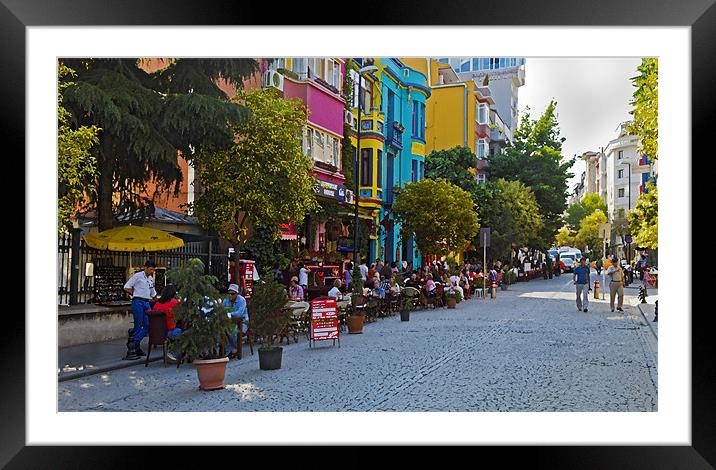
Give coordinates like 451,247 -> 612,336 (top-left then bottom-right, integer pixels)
123,260 -> 158,357
359,258 -> 368,282
298,263 -> 310,289
328,279 -> 342,299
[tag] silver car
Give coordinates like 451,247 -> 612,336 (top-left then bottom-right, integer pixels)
560,253 -> 576,272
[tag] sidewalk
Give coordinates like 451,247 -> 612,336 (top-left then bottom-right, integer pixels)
58,337 -> 162,382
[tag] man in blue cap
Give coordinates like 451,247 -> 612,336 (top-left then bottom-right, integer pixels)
223,284 -> 249,358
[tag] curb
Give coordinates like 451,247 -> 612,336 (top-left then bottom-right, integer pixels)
58,355 -> 164,382
636,303 -> 658,340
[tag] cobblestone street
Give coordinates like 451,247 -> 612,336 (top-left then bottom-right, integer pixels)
58,275 -> 657,412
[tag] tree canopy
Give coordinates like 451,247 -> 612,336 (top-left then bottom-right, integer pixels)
628,183 -> 658,249
575,209 -> 608,253
425,146 -> 479,196
392,178 -> 479,258
58,64 -> 100,233
479,179 -> 543,261
564,193 -> 608,231
487,101 -> 574,250
627,58 -> 658,161
191,88 -> 318,278
60,58 -> 259,230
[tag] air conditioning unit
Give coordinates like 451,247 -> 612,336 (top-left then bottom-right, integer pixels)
263,70 -> 284,91
344,110 -> 356,127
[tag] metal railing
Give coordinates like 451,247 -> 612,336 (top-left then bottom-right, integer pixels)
58,230 -> 230,306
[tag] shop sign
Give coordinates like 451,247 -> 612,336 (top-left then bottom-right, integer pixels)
313,180 -> 346,202
310,298 -> 339,345
279,222 -> 298,240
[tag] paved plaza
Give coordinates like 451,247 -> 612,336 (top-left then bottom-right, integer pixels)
58,275 -> 657,412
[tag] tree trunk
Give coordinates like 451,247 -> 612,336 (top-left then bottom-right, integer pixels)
97,134 -> 114,231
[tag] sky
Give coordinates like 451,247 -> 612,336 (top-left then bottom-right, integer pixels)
517,58 -> 642,191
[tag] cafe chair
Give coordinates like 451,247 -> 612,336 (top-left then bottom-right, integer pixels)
145,310 -> 168,367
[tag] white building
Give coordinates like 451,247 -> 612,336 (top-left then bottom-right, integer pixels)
603,123 -> 650,222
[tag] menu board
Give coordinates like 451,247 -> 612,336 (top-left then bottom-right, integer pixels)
93,265 -> 130,304
310,298 -> 339,346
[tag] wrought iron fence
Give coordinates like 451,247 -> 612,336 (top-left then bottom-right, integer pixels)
58,230 -> 230,306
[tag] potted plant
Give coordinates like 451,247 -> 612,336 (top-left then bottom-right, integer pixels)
249,276 -> 292,370
167,258 -> 232,391
347,263 -> 365,333
445,287 -> 461,309
400,295 -> 414,321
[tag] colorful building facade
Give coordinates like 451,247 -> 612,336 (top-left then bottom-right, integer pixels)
376,58 -> 431,269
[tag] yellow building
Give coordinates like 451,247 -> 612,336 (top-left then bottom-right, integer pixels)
401,58 -> 494,160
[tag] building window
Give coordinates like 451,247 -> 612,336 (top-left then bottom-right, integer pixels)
477,138 -> 488,158
412,101 -> 419,137
313,131 -> 324,163
268,58 -> 285,71
618,169 -> 624,178
618,188 -> 625,198
459,59 -> 470,72
419,161 -> 424,180
360,149 -> 373,187
618,150 -> 624,160
377,150 -> 382,188
477,103 -> 489,125
333,138 -> 340,168
302,127 -> 313,157
412,159 -> 418,182
360,79 -> 372,114
477,174 -> 486,184
292,57 -> 307,79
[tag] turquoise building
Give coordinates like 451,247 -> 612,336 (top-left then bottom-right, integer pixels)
376,58 -> 431,269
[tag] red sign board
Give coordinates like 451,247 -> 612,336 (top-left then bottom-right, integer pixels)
240,260 -> 255,299
279,222 -> 298,240
310,298 -> 339,344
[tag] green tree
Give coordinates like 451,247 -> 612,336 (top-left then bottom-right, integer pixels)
626,59 -> 658,250
628,184 -> 658,249
60,58 -> 259,230
555,228 -> 576,248
392,179 -> 479,259
627,58 -> 658,161
58,64 -> 100,233
192,88 -> 318,283
564,193 -> 608,231
575,209 -> 608,253
425,146 -> 479,196
480,179 -> 543,261
487,101 -> 574,250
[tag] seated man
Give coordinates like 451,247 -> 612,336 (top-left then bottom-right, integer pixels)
327,279 -> 342,299
223,284 -> 249,358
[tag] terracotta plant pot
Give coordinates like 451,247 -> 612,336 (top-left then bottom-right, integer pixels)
347,314 -> 364,334
446,298 -> 457,309
194,357 -> 229,391
258,347 -> 283,370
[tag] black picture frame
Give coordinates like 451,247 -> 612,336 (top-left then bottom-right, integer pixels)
4,0 -> 710,466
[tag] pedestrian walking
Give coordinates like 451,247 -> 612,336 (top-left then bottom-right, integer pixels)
595,258 -> 603,275
573,258 -> 591,312
606,256 -> 625,312
359,258 -> 368,282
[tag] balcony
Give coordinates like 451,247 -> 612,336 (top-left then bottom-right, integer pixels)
387,121 -> 405,150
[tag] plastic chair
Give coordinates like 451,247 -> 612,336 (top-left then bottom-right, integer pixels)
145,310 -> 168,367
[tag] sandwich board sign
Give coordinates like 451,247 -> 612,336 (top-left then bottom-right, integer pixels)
309,298 -> 340,348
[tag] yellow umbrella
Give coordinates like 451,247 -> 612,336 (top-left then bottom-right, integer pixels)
83,224 -> 185,267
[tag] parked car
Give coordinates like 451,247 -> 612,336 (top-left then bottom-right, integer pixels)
560,253 -> 577,272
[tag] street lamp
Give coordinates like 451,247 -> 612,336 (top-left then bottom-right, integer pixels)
353,63 -> 379,267
619,161 -> 632,265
